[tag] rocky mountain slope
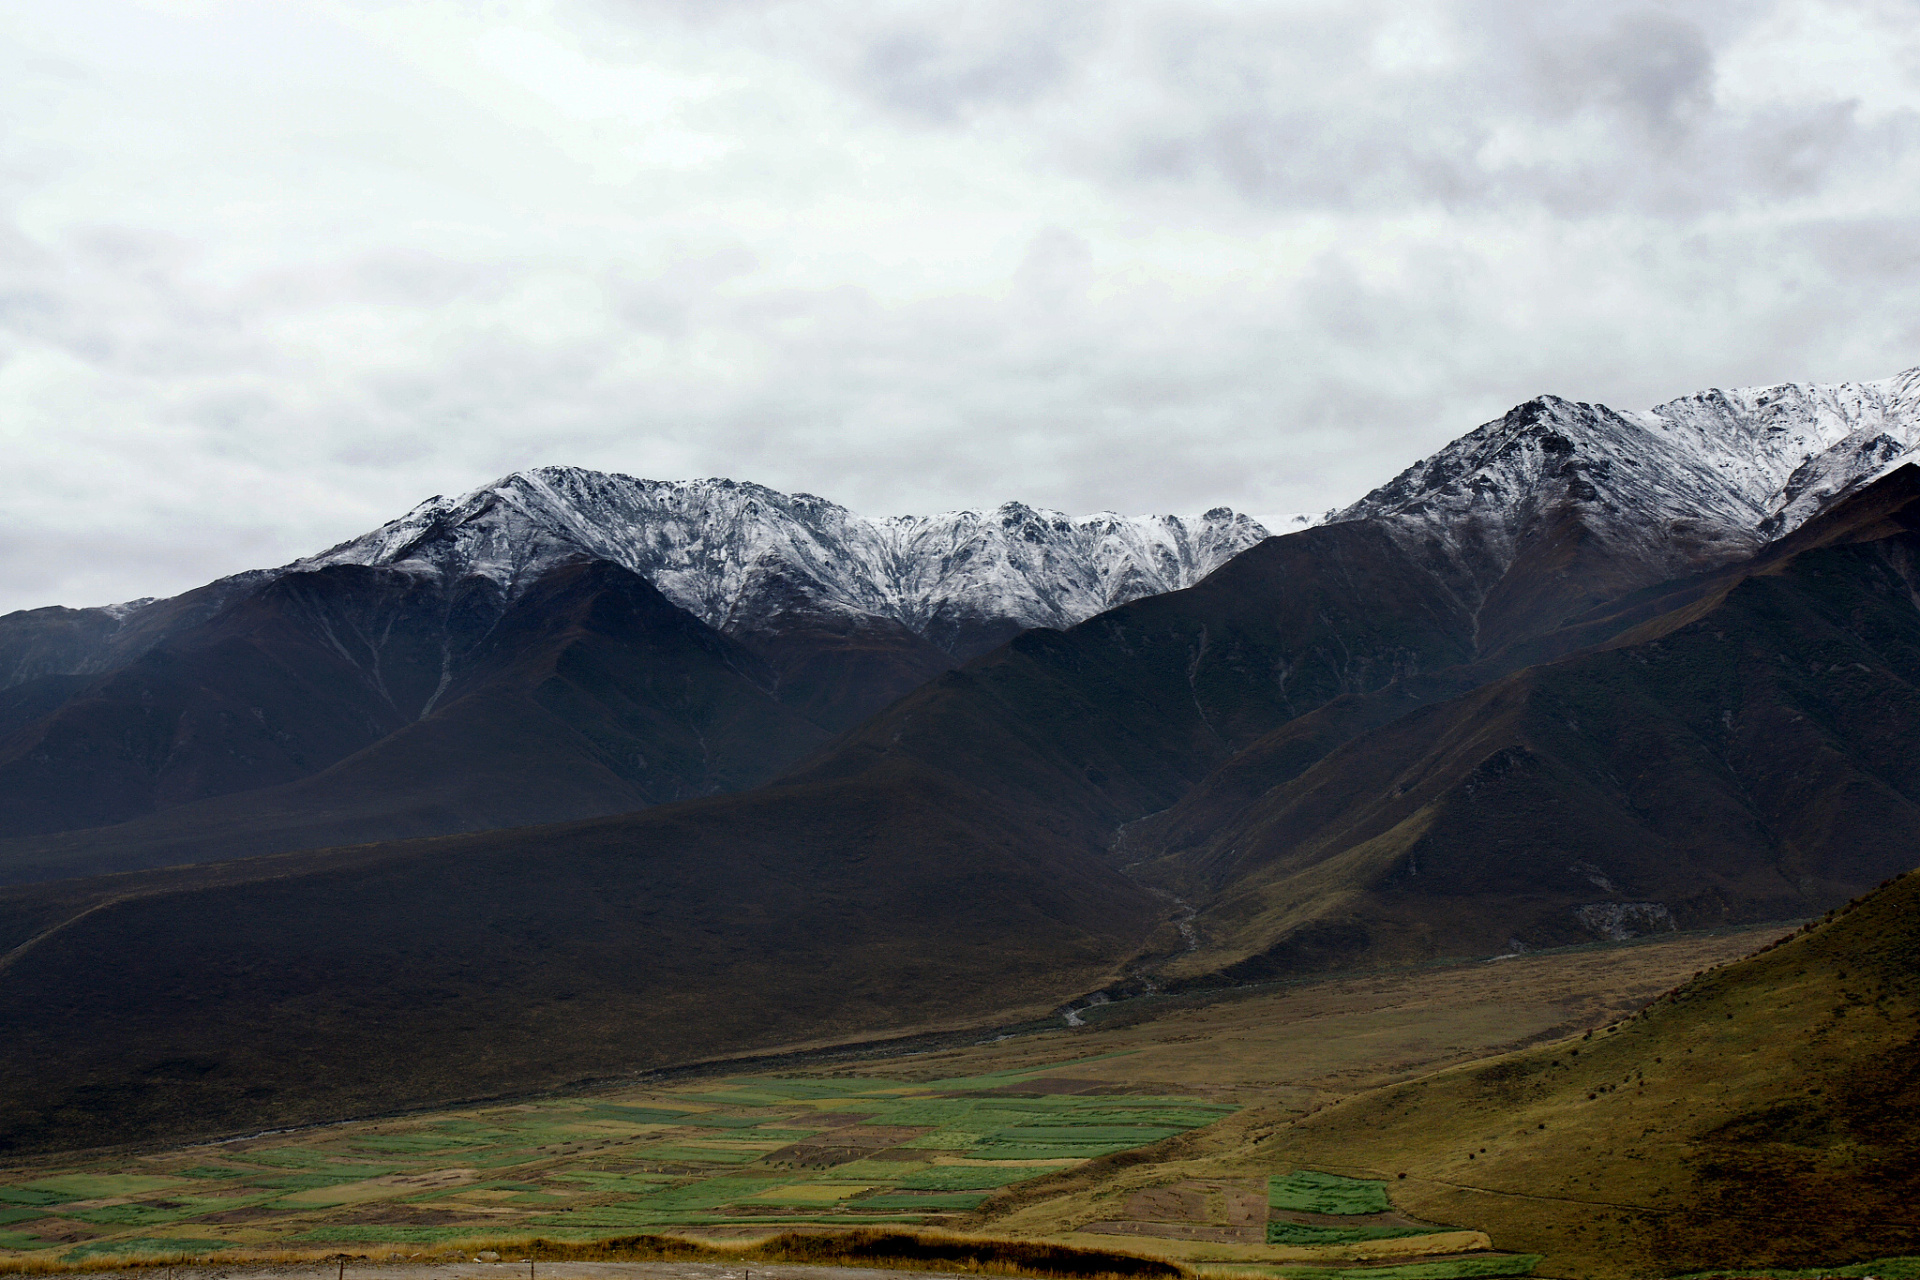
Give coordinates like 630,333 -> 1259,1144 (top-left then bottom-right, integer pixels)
300,468 -> 1271,659
1339,367 -> 1920,649
0,483 -> 1268,851
0,563 -> 831,874
1126,466 -> 1920,983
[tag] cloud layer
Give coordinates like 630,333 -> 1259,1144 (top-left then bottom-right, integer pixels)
3,0 -> 1919,611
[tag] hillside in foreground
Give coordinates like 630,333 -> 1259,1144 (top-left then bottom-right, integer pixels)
980,871 -> 1920,1278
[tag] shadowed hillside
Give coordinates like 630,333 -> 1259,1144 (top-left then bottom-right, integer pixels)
0,520 -> 1482,1152
0,754 -> 1160,1155
1130,468 -> 1920,982
0,562 -> 831,882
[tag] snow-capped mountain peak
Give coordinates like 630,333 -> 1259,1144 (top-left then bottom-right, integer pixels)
1336,367 -> 1920,609
301,468 -> 1272,657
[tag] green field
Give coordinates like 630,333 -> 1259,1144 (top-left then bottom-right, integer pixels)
893,1166 -> 1044,1190
0,1059 -> 1233,1260
1269,1171 -> 1395,1215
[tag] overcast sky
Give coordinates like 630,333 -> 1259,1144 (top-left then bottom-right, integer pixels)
4,0 -> 1919,612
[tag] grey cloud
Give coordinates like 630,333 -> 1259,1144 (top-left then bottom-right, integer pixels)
1503,5 -> 1717,137
851,1 -> 1102,122
577,0 -> 1920,217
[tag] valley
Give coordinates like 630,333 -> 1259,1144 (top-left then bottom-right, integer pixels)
0,925 -> 1778,1276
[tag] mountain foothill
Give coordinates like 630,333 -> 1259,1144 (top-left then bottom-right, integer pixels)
3,369 -> 1920,1167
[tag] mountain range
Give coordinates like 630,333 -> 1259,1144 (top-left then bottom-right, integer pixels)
0,480 -> 1264,871
2,366 -> 1919,1153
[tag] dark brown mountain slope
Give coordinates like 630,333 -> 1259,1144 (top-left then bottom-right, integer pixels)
736,607 -> 958,732
782,519 -> 1478,830
0,752 -> 1159,1156
1134,464 -> 1920,881
0,520 -> 1479,1150
0,517 -> 1477,886
0,565 -> 512,837
1135,469 -> 1920,984
0,561 -> 828,884
0,570 -> 275,689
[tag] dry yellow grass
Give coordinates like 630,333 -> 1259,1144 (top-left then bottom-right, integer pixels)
960,895 -> 1920,1279
888,926 -> 1783,1111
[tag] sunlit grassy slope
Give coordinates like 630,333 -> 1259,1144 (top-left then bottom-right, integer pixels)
993,874 -> 1920,1279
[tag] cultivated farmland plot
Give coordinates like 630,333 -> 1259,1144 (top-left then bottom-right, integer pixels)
0,1060 -> 1231,1259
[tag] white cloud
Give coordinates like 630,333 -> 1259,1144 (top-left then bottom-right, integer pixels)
1,0 -> 1918,611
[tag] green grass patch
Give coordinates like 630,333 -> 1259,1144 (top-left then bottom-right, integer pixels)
521,1208 -> 671,1228
0,1207 -> 45,1225
745,1185 -> 877,1206
815,1160 -> 932,1180
297,1226 -> 481,1243
547,1172 -> 679,1191
348,1134 -> 489,1153
986,1126 -> 1184,1143
679,1113 -> 792,1129
233,1148 -> 333,1169
252,1171 -> 399,1190
173,1167 -> 250,1180
851,1193 -> 989,1211
400,1179 -> 554,1203
574,1105 -> 690,1124
724,1079 -> 905,1100
1269,1171 -> 1394,1215
0,1188 -> 67,1207
0,1230 -> 51,1250
893,1166 -> 1049,1190
24,1175 -> 178,1198
65,1204 -> 200,1227
632,1144 -> 769,1164
1266,1223 -> 1439,1245
929,1053 -> 1143,1090
628,1178 -> 789,1211
965,1144 -> 1132,1160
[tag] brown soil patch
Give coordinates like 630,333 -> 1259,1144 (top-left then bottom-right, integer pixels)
988,1078 -> 1109,1095
763,1127 -> 933,1168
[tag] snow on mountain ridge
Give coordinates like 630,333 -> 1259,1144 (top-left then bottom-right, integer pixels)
1336,367 -> 1920,609
301,467 -> 1272,653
